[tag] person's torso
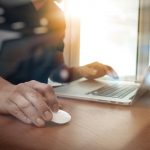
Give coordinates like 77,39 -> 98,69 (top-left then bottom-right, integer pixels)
0,0 -> 65,84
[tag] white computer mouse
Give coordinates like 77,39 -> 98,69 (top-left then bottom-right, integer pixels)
51,109 -> 71,124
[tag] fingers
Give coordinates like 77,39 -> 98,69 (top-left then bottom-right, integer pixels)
81,62 -> 119,79
7,101 -> 32,125
80,65 -> 105,79
27,80 -> 59,112
8,83 -> 56,127
0,80 -> 59,127
22,89 -> 52,121
105,65 -> 119,79
43,90 -> 59,112
9,93 -> 48,127
79,66 -> 98,78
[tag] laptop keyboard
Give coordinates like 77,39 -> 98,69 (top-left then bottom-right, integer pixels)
87,84 -> 138,99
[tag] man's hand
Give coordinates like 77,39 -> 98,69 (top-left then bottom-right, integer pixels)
76,62 -> 118,80
0,79 -> 59,127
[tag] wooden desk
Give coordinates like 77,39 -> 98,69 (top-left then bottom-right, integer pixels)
0,96 -> 150,150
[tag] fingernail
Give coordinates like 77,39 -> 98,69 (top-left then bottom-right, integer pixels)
36,118 -> 45,126
112,73 -> 119,79
108,71 -> 119,79
44,111 -> 52,121
53,103 -> 59,112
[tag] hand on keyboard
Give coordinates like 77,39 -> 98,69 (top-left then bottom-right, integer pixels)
78,62 -> 119,80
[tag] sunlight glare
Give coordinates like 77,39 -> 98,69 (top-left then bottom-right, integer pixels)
79,0 -> 139,78
64,0 -> 81,18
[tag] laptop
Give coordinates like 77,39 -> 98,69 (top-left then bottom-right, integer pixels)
53,67 -> 150,105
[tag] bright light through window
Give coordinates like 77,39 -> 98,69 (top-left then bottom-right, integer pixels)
80,0 -> 139,80
62,0 -> 140,80
60,0 -> 139,79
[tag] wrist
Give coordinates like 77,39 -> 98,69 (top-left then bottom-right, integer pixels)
0,77 -> 14,89
0,77 -> 15,114
69,67 -> 82,81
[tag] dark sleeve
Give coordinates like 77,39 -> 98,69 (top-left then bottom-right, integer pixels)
49,51 -> 68,82
49,51 -> 81,83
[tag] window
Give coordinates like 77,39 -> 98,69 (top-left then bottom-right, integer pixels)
79,0 -> 139,81
61,0 -> 150,82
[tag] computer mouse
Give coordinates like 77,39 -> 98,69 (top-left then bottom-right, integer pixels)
51,109 -> 71,124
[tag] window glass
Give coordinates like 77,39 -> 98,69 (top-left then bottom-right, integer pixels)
79,0 -> 139,80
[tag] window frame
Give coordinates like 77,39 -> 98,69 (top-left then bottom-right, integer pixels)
136,0 -> 150,81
